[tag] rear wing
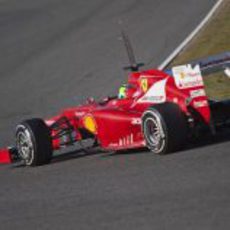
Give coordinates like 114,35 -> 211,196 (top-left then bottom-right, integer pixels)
165,51 -> 230,76
190,51 -> 230,76
164,51 -> 230,125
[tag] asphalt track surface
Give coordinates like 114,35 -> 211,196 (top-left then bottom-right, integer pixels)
0,0 -> 230,229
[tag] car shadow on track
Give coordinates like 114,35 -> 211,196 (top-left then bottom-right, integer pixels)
185,129 -> 230,152
50,128 -> 230,164
52,148 -> 102,164
12,145 -> 103,168
13,129 -> 230,167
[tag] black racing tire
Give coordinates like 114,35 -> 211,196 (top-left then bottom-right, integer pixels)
16,118 -> 52,166
142,102 -> 188,154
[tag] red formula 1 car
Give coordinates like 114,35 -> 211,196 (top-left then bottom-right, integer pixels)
0,35 -> 229,166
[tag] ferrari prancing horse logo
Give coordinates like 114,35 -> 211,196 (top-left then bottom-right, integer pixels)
140,78 -> 148,92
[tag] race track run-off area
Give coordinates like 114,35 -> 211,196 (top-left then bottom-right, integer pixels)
0,0 -> 230,230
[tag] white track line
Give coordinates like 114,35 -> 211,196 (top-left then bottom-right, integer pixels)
158,0 -> 224,70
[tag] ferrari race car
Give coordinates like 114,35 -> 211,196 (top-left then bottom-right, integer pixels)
0,34 -> 229,166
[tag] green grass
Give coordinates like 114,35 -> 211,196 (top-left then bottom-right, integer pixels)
170,0 -> 230,99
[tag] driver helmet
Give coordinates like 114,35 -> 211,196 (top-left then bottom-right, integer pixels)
118,84 -> 136,99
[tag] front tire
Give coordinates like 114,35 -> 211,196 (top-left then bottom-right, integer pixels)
16,118 -> 52,166
142,103 -> 188,154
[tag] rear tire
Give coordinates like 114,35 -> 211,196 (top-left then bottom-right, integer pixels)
16,118 -> 52,166
142,103 -> 188,154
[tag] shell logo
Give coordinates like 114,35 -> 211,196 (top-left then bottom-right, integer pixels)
83,115 -> 97,134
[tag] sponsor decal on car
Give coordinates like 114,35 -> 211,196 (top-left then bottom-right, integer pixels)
140,78 -> 148,92
172,64 -> 204,89
190,89 -> 206,98
131,118 -> 142,125
193,100 -> 208,108
83,114 -> 97,134
137,78 -> 167,103
75,111 -> 85,117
